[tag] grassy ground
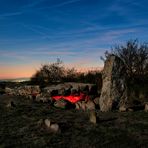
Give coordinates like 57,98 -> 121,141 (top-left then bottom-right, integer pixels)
0,95 -> 148,148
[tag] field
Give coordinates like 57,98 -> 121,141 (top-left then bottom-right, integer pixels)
0,95 -> 148,148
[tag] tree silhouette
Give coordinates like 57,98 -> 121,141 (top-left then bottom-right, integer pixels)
103,39 -> 148,78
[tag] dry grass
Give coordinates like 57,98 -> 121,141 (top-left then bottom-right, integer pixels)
0,95 -> 148,148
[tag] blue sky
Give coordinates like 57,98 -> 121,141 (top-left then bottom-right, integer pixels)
0,0 -> 148,78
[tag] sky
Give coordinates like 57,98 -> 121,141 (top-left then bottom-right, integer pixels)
0,0 -> 148,79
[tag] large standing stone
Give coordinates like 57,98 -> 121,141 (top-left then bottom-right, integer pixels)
99,55 -> 127,112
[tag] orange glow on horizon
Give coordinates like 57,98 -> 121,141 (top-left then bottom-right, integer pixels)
0,63 -> 103,79
0,65 -> 36,79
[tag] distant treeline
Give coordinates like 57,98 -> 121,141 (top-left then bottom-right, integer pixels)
30,59 -> 102,89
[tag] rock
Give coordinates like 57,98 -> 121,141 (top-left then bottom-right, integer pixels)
99,55 -> 128,112
128,108 -> 134,112
94,97 -> 100,105
31,85 -> 40,94
75,102 -> 80,110
43,86 -> 57,94
145,103 -> 148,111
43,83 -> 93,96
81,101 -> 86,111
44,119 -> 59,133
86,100 -> 95,110
75,100 -> 95,111
43,83 -> 72,95
6,85 -> 40,97
54,99 -> 67,109
50,124 -> 59,133
119,106 -> 127,112
44,119 -> 51,128
36,94 -> 49,103
86,100 -> 96,124
5,87 -> 14,95
75,101 -> 86,110
66,82 -> 93,92
89,111 -> 96,124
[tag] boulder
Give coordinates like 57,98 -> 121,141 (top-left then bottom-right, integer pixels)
43,86 -> 57,94
99,55 -> 128,112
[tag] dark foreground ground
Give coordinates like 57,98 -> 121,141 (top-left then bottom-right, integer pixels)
0,95 -> 148,148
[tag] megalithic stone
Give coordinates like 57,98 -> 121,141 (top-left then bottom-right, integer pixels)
99,55 -> 128,112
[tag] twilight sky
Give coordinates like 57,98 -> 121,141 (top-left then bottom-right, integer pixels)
0,0 -> 148,79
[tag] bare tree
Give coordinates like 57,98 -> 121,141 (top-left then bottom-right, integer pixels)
103,39 -> 148,78
31,59 -> 65,84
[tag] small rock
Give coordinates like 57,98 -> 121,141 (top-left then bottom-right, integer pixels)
44,119 -> 59,133
93,97 -> 100,105
128,108 -> 134,112
81,101 -> 86,111
86,100 -> 95,110
119,106 -> 127,112
89,111 -> 96,124
44,119 -> 51,128
50,124 -> 59,133
75,102 -> 80,110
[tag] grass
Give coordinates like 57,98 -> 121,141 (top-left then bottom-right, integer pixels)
0,95 -> 148,148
